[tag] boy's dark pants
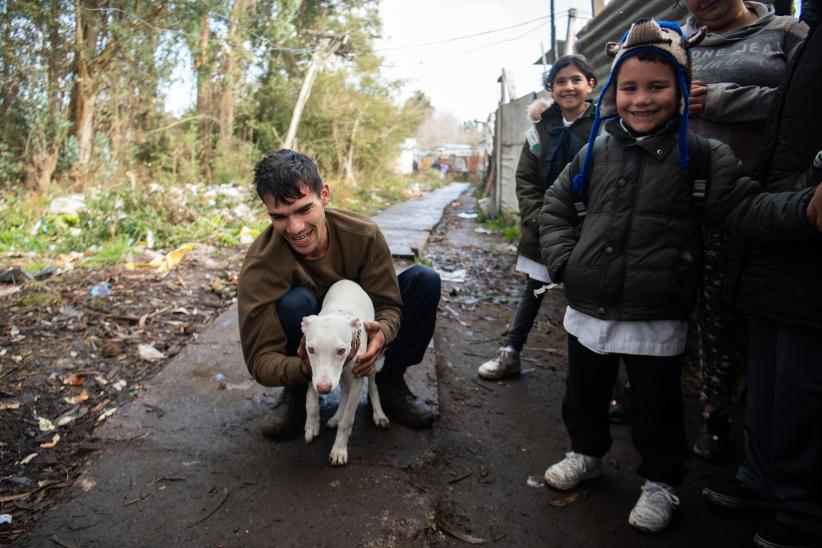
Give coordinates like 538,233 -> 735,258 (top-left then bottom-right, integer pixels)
276,265 -> 441,383
737,316 -> 822,537
564,335 -> 688,485
505,276 -> 546,352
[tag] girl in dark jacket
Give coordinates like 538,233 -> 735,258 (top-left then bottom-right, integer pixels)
478,54 -> 596,380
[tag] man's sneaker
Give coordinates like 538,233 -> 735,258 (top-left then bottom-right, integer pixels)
377,376 -> 437,428
693,408 -> 734,463
628,480 -> 680,533
543,452 -> 602,490
477,346 -> 521,380
260,385 -> 307,439
754,519 -> 820,548
702,478 -> 773,511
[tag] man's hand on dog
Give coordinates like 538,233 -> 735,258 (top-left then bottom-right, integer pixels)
353,321 -> 385,378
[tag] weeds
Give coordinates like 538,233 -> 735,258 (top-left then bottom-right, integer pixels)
0,171 -> 445,271
483,211 -> 521,243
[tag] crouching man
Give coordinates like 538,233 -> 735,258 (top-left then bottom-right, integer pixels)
238,149 -> 440,439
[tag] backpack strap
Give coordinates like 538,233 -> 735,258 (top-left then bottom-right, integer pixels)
687,133 -> 711,213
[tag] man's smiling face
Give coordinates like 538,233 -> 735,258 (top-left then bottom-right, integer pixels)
264,183 -> 330,260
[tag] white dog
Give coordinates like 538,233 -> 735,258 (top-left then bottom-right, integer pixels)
300,279 -> 389,465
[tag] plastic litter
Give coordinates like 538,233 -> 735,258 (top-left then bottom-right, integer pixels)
0,514 -> 11,525
89,282 -> 111,298
138,344 -> 165,362
214,373 -> 226,382
526,475 -> 545,488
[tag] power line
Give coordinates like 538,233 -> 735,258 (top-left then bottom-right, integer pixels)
375,15 -> 549,52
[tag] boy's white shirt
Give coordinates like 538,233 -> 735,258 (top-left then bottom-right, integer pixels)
561,118 -> 688,357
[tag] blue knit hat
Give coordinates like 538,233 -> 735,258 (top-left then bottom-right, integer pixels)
572,19 -> 707,200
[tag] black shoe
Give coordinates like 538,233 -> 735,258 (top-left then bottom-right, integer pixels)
754,520 -> 821,548
609,384 -> 631,424
702,478 -> 773,511
377,377 -> 437,428
260,385 -> 307,440
693,408 -> 734,463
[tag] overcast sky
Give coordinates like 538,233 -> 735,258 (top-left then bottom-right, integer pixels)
376,0 -> 593,122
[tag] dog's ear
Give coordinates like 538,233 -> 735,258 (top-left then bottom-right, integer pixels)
301,315 -> 318,333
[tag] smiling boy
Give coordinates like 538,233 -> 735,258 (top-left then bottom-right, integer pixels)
238,150 -> 440,439
538,19 -> 819,534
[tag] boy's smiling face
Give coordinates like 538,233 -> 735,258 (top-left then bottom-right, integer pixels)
616,56 -> 678,134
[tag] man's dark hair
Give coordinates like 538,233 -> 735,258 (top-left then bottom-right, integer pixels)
253,149 -> 324,204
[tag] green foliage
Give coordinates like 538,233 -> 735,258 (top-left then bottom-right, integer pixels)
484,212 -> 521,243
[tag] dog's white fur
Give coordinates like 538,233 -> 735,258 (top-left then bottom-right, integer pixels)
300,279 -> 389,465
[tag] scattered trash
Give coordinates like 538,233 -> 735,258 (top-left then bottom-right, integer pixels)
0,285 -> 22,298
0,514 -> 11,525
0,401 -> 21,410
40,434 -> 61,449
239,226 -> 259,244
549,489 -> 587,508
63,373 -> 85,386
124,243 -> 194,274
526,475 -> 545,488
0,268 -> 34,284
145,229 -> 155,249
33,266 -> 57,281
38,417 -> 56,432
329,479 -> 341,489
138,344 -> 165,362
56,415 -> 75,427
112,379 -> 128,392
49,194 -> 85,216
89,282 -> 112,298
474,227 -> 492,234
214,373 -> 227,390
19,453 -> 37,465
58,305 -> 81,318
97,407 -> 118,422
437,519 -> 486,545
440,269 -> 467,283
457,212 -> 478,219
2,475 -> 33,486
63,390 -> 88,405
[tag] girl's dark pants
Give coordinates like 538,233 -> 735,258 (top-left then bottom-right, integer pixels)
563,335 -> 688,485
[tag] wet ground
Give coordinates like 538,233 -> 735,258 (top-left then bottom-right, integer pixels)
10,186 -> 767,547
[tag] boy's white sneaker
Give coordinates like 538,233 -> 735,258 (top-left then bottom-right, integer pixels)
543,452 -> 602,490
628,480 -> 680,533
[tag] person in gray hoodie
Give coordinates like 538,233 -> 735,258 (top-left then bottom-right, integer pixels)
680,0 -> 807,462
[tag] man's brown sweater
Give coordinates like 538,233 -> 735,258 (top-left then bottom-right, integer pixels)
238,208 -> 402,387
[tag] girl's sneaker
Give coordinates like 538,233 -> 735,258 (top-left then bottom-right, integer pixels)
477,346 -> 521,380
543,452 -> 602,490
629,480 -> 680,533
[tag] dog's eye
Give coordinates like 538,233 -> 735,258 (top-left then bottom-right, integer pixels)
307,346 -> 314,354
337,348 -> 346,355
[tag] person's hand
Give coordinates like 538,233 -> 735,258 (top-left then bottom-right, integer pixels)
296,336 -> 312,378
689,80 -> 708,118
806,182 -> 822,230
352,321 -> 385,378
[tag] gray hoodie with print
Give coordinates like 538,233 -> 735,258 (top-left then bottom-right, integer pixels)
682,2 -> 807,172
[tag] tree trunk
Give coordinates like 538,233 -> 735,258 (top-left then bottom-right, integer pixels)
70,0 -> 98,168
195,14 -> 213,181
344,116 -> 360,187
218,0 -> 255,143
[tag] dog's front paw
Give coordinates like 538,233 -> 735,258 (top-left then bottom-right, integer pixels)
305,422 -> 320,444
373,411 -> 390,430
326,415 -> 340,429
329,445 -> 348,466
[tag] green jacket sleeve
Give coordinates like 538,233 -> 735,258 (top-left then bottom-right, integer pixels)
538,148 -> 584,282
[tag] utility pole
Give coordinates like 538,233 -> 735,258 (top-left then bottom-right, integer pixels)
549,0 -> 557,63
282,34 -> 348,150
563,8 -> 577,56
